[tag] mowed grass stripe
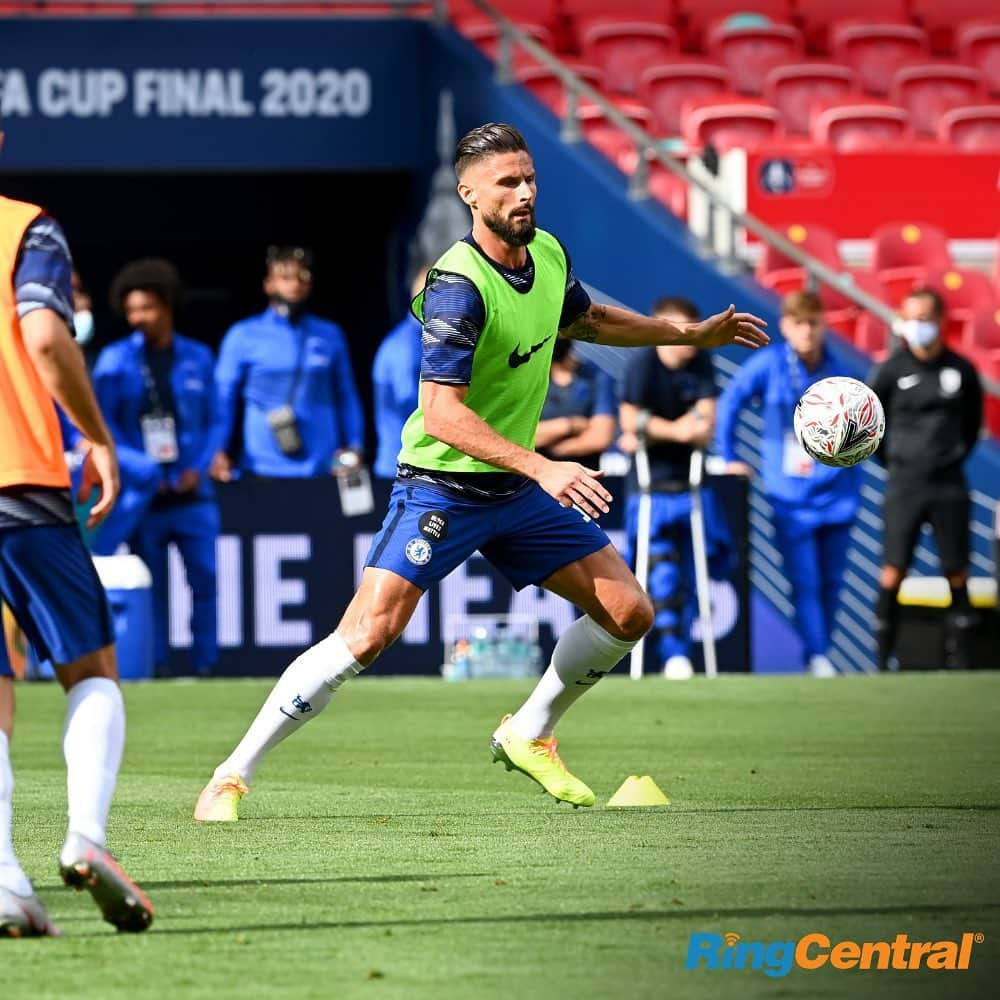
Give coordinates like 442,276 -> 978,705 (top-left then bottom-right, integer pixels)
2,674 -> 998,1000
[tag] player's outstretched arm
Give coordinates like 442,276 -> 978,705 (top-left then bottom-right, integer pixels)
561,302 -> 768,350
421,382 -> 612,519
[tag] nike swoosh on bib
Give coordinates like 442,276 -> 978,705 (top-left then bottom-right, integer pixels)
508,334 -> 554,368
897,374 -> 921,390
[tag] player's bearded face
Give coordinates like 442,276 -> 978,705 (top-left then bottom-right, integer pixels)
483,202 -> 536,247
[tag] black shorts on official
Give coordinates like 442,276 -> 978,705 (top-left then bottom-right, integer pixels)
881,479 -> 970,576
0,523 -> 114,677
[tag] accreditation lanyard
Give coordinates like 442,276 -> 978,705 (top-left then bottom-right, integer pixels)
139,352 -> 179,464
782,344 -> 815,479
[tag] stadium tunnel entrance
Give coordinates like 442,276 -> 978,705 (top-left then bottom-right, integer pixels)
1,170 -> 423,458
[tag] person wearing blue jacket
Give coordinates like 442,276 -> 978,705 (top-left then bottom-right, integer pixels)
211,246 -> 365,481
371,267 -> 430,480
716,291 -> 862,677
93,259 -> 219,677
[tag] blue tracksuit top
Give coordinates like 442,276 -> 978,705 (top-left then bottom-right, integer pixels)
372,313 -> 422,479
214,307 -> 364,478
92,331 -> 217,500
715,343 -> 861,523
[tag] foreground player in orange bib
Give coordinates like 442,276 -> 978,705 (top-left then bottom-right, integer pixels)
0,130 -> 152,936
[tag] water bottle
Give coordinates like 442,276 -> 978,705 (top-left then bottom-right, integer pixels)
446,638 -> 471,681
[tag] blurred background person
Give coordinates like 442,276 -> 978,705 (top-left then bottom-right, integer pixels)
535,337 -> 617,469
868,287 -> 982,671
70,269 -> 98,367
716,291 -> 861,677
212,246 -> 364,481
618,296 -> 728,680
93,259 -> 219,678
372,265 -> 431,481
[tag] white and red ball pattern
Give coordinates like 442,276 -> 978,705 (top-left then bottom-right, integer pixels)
793,376 -> 885,468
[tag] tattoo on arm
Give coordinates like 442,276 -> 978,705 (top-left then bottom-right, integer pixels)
568,303 -> 606,343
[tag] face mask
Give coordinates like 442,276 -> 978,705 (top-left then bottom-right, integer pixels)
73,309 -> 95,345
899,319 -> 939,350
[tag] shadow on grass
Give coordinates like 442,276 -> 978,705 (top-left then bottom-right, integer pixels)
67,901 -> 1000,938
36,873 -> 489,893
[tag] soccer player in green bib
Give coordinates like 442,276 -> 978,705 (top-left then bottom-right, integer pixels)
195,123 -> 768,820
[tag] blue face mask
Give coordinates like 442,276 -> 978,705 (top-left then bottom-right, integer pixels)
899,319 -> 939,350
73,309 -> 95,345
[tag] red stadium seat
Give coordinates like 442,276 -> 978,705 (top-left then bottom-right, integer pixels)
639,61 -> 732,137
705,20 -> 805,95
811,98 -> 912,151
821,270 -> 894,342
831,22 -> 930,95
967,307 -> 1000,351
617,151 -> 691,217
911,1 -> 996,55
794,0 -> 910,53
853,310 -> 892,359
938,105 -> 1000,151
682,95 -> 784,152
647,162 -> 689,218
957,21 -> 1000,95
756,222 -> 844,290
921,266 -> 997,346
674,1 -> 793,51
752,224 -> 888,338
890,64 -> 986,135
562,1 -> 673,33
978,349 -> 1000,437
577,98 -> 655,167
579,22 -> 679,95
516,62 -> 604,112
871,221 -> 953,305
450,0 -> 558,25
995,231 -> 1000,299
762,62 -> 857,134
460,20 -> 555,60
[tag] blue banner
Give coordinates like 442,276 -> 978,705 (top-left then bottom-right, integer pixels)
161,476 -> 750,678
0,18 -> 430,170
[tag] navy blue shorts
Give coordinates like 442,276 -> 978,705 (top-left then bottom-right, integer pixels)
365,480 -> 611,591
0,524 -> 114,677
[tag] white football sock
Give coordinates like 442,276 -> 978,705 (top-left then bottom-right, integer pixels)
216,632 -> 361,783
509,616 -> 637,740
62,677 -> 124,850
0,731 -> 33,896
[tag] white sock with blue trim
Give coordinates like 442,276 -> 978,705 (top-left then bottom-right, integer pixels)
63,677 -> 124,848
509,616 -> 637,740
215,632 -> 361,784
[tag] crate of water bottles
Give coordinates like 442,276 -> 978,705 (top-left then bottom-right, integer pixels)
442,614 -> 544,681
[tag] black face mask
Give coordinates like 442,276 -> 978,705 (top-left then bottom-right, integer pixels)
552,338 -> 574,363
270,296 -> 308,322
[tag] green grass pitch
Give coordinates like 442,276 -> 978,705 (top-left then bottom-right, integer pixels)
3,673 -> 999,1000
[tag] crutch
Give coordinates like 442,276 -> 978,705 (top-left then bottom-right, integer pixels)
629,412 -> 652,680
689,449 -> 718,678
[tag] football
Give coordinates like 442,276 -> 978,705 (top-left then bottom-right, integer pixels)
793,376 -> 886,468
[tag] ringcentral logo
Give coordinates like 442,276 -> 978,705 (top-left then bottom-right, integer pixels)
685,931 -> 984,978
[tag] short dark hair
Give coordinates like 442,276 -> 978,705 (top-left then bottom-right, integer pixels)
781,289 -> 824,318
906,286 -> 945,320
454,122 -> 529,177
109,258 -> 182,314
266,244 -> 314,275
652,296 -> 700,321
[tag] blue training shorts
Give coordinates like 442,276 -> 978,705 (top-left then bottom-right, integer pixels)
365,479 -> 611,591
0,523 -> 114,677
